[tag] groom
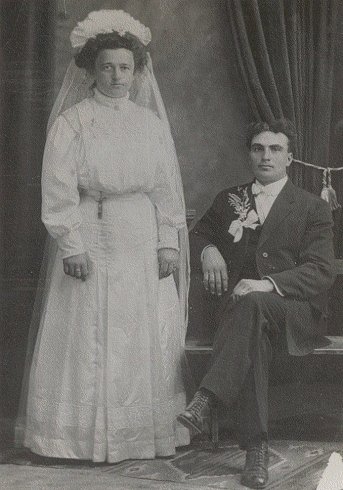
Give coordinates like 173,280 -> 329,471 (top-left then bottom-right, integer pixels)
178,119 -> 335,489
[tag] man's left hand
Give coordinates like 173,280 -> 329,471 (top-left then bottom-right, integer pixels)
158,248 -> 179,279
231,278 -> 274,302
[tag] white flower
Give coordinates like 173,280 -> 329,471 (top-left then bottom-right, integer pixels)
228,186 -> 251,220
70,10 -> 152,49
227,187 -> 259,242
228,209 -> 259,243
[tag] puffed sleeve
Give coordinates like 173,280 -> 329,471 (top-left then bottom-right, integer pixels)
148,120 -> 186,251
41,113 -> 85,258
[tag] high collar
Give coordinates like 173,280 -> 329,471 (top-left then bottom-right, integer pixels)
254,176 -> 288,197
93,88 -> 130,109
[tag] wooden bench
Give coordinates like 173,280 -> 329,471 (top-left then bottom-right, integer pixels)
186,336 -> 343,356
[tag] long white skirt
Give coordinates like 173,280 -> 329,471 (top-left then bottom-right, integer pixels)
23,192 -> 189,462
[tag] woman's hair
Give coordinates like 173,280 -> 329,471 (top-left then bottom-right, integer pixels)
75,32 -> 148,73
246,118 -> 297,152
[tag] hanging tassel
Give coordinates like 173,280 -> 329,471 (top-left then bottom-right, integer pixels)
321,169 -> 341,211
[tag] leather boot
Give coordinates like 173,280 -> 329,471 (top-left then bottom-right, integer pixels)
241,440 -> 269,489
177,389 -> 213,434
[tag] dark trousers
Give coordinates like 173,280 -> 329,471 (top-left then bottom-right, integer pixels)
200,291 -> 292,448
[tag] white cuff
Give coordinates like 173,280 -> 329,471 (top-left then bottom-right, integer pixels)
200,244 -> 218,262
157,224 -> 179,251
264,276 -> 284,296
56,228 -> 86,259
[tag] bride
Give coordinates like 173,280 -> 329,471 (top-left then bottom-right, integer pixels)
16,9 -> 189,463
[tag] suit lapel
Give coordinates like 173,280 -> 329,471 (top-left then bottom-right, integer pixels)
257,179 -> 296,249
247,183 -> 258,214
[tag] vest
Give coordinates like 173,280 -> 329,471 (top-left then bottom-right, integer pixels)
239,225 -> 263,280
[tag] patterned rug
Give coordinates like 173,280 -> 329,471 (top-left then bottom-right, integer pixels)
109,439 -> 339,489
1,440 -> 341,489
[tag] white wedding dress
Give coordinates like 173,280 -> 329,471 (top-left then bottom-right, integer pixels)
23,89 -> 189,462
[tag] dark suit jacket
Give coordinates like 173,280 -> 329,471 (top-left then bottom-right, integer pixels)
190,179 -> 336,354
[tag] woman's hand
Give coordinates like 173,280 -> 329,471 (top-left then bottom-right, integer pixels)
202,246 -> 228,296
158,248 -> 179,279
63,253 -> 89,281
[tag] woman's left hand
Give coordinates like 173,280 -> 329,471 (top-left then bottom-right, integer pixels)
158,248 -> 179,279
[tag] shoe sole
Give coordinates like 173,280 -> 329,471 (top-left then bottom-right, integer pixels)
177,414 -> 203,434
241,475 -> 268,489
240,480 -> 267,489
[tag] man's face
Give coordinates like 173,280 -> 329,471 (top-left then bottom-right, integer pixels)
249,131 -> 293,185
94,48 -> 135,98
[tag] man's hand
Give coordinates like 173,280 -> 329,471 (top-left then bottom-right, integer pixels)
158,248 -> 179,279
63,253 -> 89,281
231,278 -> 274,302
202,246 -> 228,296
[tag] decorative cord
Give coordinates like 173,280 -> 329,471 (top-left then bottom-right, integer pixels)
293,159 -> 343,172
291,159 -> 342,210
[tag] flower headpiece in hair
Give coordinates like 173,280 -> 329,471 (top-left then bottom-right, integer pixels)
70,10 -> 152,49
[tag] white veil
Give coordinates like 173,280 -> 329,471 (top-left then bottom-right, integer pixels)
15,21 -> 190,445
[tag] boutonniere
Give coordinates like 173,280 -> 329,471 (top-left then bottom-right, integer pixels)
228,186 -> 259,242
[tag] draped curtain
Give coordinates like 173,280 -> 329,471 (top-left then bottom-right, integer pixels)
226,0 -> 342,256
0,0 -> 56,418
227,0 -> 339,190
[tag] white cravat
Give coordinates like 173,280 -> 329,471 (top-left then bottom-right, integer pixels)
252,176 -> 288,224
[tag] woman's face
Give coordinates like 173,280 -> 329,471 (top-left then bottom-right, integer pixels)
94,48 -> 135,98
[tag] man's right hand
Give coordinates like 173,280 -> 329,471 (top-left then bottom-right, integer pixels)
202,246 -> 228,296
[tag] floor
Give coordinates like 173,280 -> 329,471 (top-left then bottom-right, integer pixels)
1,381 -> 343,489
1,465 -> 191,490
1,438 -> 342,490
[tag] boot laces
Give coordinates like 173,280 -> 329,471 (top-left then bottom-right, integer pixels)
187,391 -> 210,417
246,442 -> 268,469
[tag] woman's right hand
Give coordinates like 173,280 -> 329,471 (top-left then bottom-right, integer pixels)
202,246 -> 228,296
63,253 -> 89,281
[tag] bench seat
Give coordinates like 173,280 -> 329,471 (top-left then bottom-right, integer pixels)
185,336 -> 343,355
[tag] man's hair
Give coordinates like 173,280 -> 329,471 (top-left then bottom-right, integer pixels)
246,118 -> 297,152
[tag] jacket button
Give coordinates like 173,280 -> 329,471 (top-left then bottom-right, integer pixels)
262,252 -> 268,258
